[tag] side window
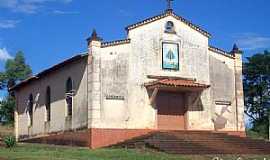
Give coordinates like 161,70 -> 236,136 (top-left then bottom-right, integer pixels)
65,77 -> 73,117
45,86 -> 51,122
165,21 -> 175,33
28,94 -> 33,126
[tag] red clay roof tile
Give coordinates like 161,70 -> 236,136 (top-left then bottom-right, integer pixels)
145,78 -> 210,89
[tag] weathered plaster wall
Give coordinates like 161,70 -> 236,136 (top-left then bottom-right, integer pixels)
15,58 -> 88,139
209,50 -> 237,131
99,44 -> 130,128
127,15 -> 212,130
234,53 -> 245,131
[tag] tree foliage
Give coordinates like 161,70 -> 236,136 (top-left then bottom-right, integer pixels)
243,50 -> 270,138
0,51 -> 32,124
0,51 -> 32,90
0,96 -> 15,124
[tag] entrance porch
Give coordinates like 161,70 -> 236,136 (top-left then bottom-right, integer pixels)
145,76 -> 210,131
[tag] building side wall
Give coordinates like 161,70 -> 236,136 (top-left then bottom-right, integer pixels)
15,58 -> 88,139
88,44 -> 131,129
209,50 -> 238,131
234,53 -> 245,131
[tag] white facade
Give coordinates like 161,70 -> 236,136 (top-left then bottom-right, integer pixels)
14,10 -> 245,140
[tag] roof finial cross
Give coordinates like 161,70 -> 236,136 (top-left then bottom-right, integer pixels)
166,0 -> 174,11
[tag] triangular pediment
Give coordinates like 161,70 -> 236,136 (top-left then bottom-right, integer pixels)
125,10 -> 211,38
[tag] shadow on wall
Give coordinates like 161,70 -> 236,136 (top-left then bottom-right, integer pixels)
209,55 -> 235,101
147,89 -> 204,112
187,92 -> 204,112
212,105 -> 231,130
209,53 -> 235,131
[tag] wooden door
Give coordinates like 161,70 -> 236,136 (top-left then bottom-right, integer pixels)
156,91 -> 185,130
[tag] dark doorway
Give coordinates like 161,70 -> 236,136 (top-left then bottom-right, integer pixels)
156,91 -> 186,130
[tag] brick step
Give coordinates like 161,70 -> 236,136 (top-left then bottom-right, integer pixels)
151,144 -> 270,151
166,150 -> 269,155
153,133 -> 229,137
165,147 -> 270,153
149,143 -> 270,150
161,148 -> 260,152
151,137 -> 242,140
109,131 -> 270,154
119,141 -> 270,149
161,147 -> 269,152
155,137 -> 267,142
161,131 -> 226,134
151,136 -> 251,140
122,140 -> 270,146
126,137 -> 270,144
121,142 -> 270,153
153,134 -> 257,138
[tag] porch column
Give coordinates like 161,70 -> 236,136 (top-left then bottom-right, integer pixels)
149,87 -> 159,105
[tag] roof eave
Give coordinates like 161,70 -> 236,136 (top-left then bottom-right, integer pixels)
125,11 -> 211,38
208,46 -> 235,59
10,53 -> 88,91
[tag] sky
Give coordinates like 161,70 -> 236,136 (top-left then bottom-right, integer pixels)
0,0 -> 269,74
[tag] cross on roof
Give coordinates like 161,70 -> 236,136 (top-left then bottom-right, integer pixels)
166,0 -> 174,11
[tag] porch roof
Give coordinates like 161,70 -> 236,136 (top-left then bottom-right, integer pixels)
144,78 -> 210,91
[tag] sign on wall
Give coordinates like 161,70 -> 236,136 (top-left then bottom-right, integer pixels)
162,42 -> 179,70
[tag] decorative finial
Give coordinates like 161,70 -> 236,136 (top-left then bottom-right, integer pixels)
166,0 -> 174,12
87,29 -> 102,44
231,43 -> 243,54
232,44 -> 239,52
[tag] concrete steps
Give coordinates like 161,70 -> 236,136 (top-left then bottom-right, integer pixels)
110,131 -> 270,154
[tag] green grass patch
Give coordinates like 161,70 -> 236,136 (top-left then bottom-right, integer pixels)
0,143 -> 270,160
0,143 -> 184,160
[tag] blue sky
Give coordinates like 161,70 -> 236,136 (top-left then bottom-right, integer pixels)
0,0 -> 269,75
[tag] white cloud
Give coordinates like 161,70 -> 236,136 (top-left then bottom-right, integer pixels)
52,10 -> 79,15
0,20 -> 20,29
234,33 -> 270,51
0,48 -> 13,61
0,0 -> 73,14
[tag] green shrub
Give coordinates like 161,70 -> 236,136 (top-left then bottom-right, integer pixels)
4,135 -> 16,148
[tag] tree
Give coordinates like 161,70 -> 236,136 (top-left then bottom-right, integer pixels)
2,51 -> 32,90
243,50 -> 270,138
0,97 -> 15,124
0,51 -> 32,124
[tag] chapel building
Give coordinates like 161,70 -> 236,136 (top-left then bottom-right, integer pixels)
11,7 -> 245,149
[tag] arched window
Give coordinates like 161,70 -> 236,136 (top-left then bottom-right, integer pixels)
28,94 -> 33,126
165,21 -> 175,33
45,86 -> 51,122
66,77 -> 73,117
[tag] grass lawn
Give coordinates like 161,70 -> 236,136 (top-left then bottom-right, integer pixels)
0,143 -> 270,160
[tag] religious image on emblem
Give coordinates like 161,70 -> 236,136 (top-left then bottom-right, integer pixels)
162,42 -> 179,70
